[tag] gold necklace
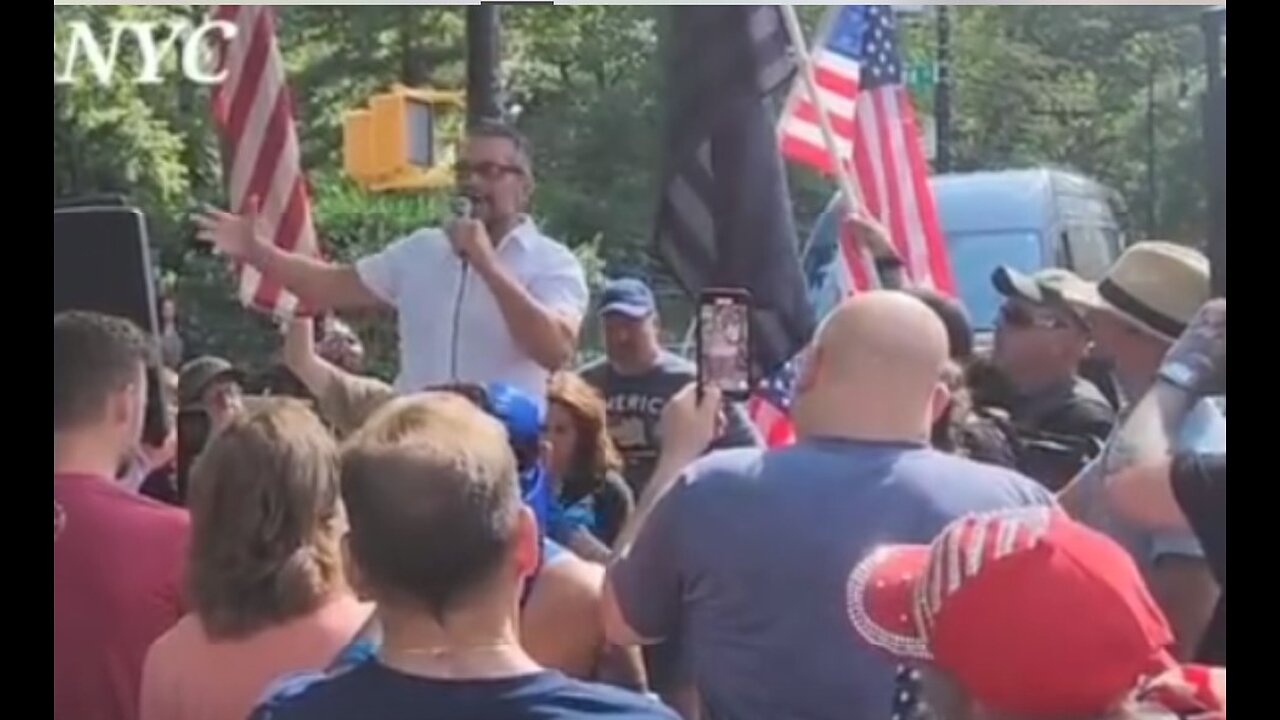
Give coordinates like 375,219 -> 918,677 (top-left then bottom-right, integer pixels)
382,640 -> 518,659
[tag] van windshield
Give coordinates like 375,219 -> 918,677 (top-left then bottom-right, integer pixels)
946,230 -> 1043,331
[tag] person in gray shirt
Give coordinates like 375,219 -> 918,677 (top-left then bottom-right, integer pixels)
604,292 -> 1055,720
579,277 -> 760,496
1058,242 -> 1223,662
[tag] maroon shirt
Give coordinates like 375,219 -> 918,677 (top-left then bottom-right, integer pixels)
54,473 -> 189,720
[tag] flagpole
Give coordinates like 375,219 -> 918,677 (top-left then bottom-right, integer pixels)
779,6 -> 880,286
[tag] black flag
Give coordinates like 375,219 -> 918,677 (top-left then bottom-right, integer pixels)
653,6 -> 816,377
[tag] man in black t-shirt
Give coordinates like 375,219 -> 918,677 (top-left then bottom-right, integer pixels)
249,393 -> 675,720
990,266 -> 1116,490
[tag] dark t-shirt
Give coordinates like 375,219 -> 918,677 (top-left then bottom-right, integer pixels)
138,464 -> 181,507
1008,377 -> 1116,491
1172,452 -> 1226,665
579,352 -> 761,495
249,662 -> 679,720
560,471 -> 635,547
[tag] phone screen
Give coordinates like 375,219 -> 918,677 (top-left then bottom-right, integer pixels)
698,292 -> 751,399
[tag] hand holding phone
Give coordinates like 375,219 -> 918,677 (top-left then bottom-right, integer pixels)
659,382 -> 724,468
697,288 -> 752,401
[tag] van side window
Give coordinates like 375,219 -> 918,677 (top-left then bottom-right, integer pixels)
1056,190 -> 1121,280
1063,225 -> 1117,280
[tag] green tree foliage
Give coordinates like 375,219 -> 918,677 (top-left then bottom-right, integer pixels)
942,6 -> 1209,241
54,5 -> 1219,370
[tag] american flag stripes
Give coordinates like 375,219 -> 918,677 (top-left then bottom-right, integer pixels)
208,5 -> 319,319
778,8 -> 863,174
779,6 -> 955,297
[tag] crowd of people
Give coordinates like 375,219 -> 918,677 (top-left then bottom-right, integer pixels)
55,122 -> 1225,720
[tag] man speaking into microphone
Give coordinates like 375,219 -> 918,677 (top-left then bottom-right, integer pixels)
196,122 -> 588,402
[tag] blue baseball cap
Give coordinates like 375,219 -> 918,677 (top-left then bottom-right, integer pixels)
598,277 -> 656,319
481,382 -> 553,535
482,381 -> 543,453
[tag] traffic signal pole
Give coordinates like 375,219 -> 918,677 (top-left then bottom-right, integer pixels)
1202,7 -> 1225,298
466,6 -> 503,126
934,6 -> 952,173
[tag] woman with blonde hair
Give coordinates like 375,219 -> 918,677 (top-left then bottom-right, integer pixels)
545,371 -> 635,556
140,399 -> 370,720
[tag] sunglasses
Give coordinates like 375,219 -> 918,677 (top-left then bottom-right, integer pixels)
453,161 -> 525,181
998,304 -> 1074,331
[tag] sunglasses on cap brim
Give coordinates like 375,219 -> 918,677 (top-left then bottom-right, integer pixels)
999,303 -> 1084,331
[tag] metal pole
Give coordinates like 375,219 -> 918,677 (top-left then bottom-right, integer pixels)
935,6 -> 953,173
1202,8 -> 1224,95
1202,7 -> 1226,298
1146,53 -> 1158,237
466,6 -> 503,126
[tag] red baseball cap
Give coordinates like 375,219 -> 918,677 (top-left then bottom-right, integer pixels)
846,507 -> 1178,718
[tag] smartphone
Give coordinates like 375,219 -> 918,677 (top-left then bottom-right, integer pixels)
697,288 -> 753,401
175,408 -> 212,503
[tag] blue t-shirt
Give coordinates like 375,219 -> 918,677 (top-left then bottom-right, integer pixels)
609,438 -> 1055,720
250,662 -> 678,720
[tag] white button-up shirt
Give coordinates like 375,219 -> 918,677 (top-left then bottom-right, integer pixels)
355,217 -> 588,404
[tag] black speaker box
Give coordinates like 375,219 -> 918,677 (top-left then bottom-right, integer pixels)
54,202 -> 169,446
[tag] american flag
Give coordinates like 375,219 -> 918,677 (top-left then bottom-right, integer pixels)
779,5 -> 955,296
208,5 -> 319,319
892,664 -> 926,720
747,357 -> 799,448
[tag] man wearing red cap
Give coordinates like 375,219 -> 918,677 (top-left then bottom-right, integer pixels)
846,507 -> 1225,720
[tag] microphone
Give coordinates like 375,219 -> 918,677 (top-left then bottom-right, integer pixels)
451,195 -> 474,221
449,195 -> 474,263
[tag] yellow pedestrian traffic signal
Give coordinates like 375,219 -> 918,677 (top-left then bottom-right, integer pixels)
342,85 -> 465,192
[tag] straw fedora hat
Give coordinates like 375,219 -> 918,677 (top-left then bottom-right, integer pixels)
1086,241 -> 1211,341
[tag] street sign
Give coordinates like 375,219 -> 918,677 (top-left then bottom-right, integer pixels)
893,5 -> 932,17
905,62 -> 936,91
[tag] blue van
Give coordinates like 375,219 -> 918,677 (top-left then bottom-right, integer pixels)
804,168 -> 1125,335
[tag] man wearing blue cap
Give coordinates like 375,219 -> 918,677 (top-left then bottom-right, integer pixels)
580,278 -> 760,498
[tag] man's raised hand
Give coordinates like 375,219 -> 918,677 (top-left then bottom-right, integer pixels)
1163,298 -> 1226,397
194,197 -> 262,262
448,218 -> 497,273
842,211 -> 896,259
